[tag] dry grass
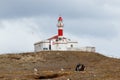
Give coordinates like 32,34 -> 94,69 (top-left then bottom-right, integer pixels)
0,51 -> 119,80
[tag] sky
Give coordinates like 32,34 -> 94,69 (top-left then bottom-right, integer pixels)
0,0 -> 120,58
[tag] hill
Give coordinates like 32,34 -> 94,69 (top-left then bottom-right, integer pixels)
0,51 -> 120,80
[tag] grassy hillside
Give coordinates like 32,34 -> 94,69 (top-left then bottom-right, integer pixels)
0,51 -> 119,80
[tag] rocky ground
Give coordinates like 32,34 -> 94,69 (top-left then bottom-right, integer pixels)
0,51 -> 120,80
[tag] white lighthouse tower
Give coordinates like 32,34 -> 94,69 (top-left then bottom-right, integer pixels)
57,16 -> 64,40
55,16 -> 66,50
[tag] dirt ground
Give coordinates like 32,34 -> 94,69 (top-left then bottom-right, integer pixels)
0,51 -> 120,80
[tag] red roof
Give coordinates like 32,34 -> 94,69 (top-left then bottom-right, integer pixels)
47,35 -> 66,40
58,16 -> 63,21
48,35 -> 58,40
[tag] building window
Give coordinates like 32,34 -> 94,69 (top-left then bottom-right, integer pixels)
56,39 -> 58,42
58,38 -> 62,40
71,44 -> 73,48
43,48 -> 48,50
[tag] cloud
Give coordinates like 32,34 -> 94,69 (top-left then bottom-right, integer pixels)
0,17 -> 43,53
0,16 -> 62,53
0,0 -> 120,58
0,15 -> 119,58
65,18 -> 118,38
0,0 -> 119,19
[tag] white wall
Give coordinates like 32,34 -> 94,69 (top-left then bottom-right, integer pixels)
80,46 -> 96,52
34,38 -> 79,51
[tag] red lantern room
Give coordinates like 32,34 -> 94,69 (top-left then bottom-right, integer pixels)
58,16 -> 63,21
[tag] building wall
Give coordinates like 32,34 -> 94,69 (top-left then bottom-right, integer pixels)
54,43 -> 67,50
34,38 -> 79,52
67,42 -> 78,48
34,43 -> 41,52
34,39 -> 96,52
34,40 -> 50,52
79,46 -> 96,52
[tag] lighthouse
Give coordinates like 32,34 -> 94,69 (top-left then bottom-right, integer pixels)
57,16 -> 64,40
34,16 -> 78,51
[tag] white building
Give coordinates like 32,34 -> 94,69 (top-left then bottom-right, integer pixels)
34,16 -> 78,52
34,16 -> 96,52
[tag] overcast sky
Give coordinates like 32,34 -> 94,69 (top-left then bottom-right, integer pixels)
0,0 -> 120,58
